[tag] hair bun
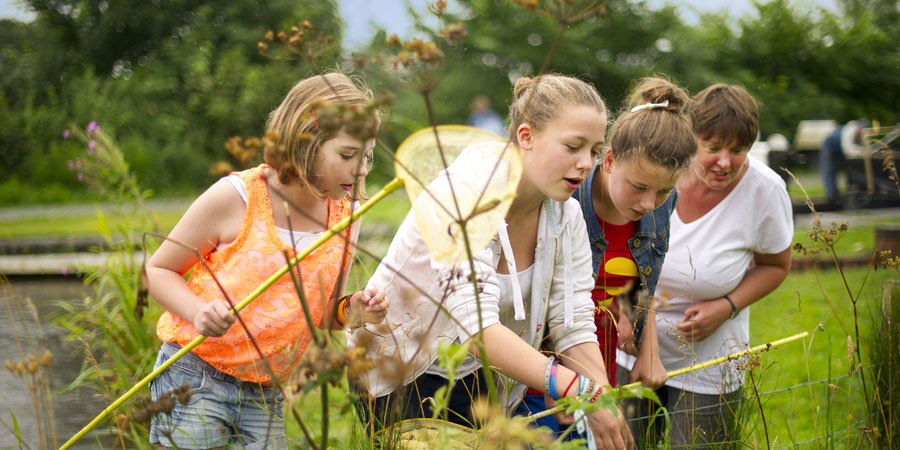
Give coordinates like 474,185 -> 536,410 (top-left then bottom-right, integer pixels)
513,77 -> 535,100
626,77 -> 689,113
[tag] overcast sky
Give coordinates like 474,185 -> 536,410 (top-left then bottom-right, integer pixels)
2,0 -> 839,49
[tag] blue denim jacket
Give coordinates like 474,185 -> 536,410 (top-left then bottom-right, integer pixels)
572,163 -> 677,308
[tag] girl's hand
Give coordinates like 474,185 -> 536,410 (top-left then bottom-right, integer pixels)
676,299 -> 731,342
629,347 -> 667,389
616,314 -> 638,356
348,288 -> 388,325
192,299 -> 236,337
544,393 -> 574,425
587,403 -> 634,450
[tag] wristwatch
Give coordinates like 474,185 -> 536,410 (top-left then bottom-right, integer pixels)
723,294 -> 739,319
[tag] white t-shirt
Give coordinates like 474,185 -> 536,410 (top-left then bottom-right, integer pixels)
617,157 -> 793,394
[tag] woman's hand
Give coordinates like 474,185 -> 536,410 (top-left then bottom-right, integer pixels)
587,403 -> 634,450
676,299 -> 731,342
192,299 -> 236,337
348,288 -> 389,325
617,314 -> 638,356
629,346 -> 667,389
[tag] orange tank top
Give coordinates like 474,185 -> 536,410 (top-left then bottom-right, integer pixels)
156,164 -> 353,384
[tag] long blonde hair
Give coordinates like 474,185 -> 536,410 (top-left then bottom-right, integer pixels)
506,74 -> 607,140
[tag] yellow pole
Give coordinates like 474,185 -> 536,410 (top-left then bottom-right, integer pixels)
530,331 -> 809,421
59,178 -> 404,450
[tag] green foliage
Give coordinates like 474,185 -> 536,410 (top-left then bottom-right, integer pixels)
0,1 -> 344,202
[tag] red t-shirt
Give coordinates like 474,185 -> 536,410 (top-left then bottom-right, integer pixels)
524,216 -> 638,397
593,216 -> 638,386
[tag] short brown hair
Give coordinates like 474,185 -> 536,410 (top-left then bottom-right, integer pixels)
265,72 -> 379,198
691,83 -> 759,148
608,77 -> 696,172
506,74 -> 607,140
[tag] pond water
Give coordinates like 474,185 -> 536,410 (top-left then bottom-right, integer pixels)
1,278 -> 112,449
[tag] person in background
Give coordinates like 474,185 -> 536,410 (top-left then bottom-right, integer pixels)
467,95 -> 507,137
820,118 -> 870,207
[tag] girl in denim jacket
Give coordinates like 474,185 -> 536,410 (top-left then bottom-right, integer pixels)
522,77 -> 697,439
351,74 -> 634,449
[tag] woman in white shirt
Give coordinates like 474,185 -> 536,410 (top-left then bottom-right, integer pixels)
350,74 -> 635,449
616,84 -> 793,448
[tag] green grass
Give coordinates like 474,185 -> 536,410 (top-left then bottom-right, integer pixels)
0,210 -> 185,239
747,265 -> 895,446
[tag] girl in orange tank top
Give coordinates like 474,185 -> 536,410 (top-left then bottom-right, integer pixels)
144,73 -> 389,449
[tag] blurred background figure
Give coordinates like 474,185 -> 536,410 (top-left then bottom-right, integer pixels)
467,95 -> 506,137
820,119 -> 870,207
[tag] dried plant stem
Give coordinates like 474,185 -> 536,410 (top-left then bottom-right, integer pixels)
748,371 -> 770,450
827,246 -> 872,416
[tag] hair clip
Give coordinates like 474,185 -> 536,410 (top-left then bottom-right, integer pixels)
630,100 -> 669,113
310,110 -> 320,130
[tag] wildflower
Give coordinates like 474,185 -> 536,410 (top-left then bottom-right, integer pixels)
62,130 -> 70,139
386,34 -> 402,48
77,172 -> 84,182
38,349 -> 52,367
86,121 -> 100,135
67,160 -> 75,171
88,140 -> 96,149
61,266 -> 69,276
440,23 -> 467,46
87,148 -> 94,156
431,0 -> 448,15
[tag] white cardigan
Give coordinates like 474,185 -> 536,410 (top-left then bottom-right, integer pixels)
348,147 -> 598,409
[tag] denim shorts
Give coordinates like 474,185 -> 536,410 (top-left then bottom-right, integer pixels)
148,342 -> 286,449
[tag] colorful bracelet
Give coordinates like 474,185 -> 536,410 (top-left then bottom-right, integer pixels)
335,294 -> 352,327
548,360 -> 560,400
562,372 -> 579,398
589,384 -> 605,404
544,356 -> 557,399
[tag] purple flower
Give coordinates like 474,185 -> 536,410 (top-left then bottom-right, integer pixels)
88,140 -> 96,149
60,266 -> 69,276
75,158 -> 82,169
87,148 -> 94,156
67,160 -> 74,171
77,172 -> 84,182
86,121 -> 100,135
62,130 -> 70,139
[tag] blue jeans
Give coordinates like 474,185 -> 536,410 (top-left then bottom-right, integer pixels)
820,129 -> 845,200
514,393 -> 586,442
149,342 -> 286,449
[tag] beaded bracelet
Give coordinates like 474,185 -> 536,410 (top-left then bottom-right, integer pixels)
589,384 -> 605,404
544,356 -> 557,399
